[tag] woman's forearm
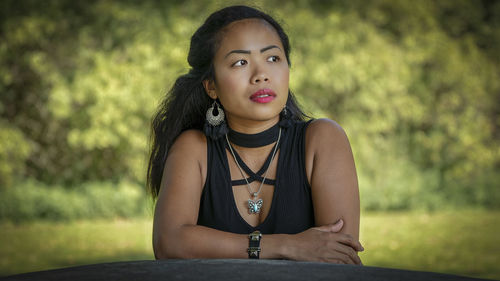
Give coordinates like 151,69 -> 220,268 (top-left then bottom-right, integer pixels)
154,224 -> 290,260
155,222 -> 362,264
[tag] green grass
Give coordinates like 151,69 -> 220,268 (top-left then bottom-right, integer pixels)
0,210 -> 499,279
359,210 -> 500,280
0,218 -> 155,277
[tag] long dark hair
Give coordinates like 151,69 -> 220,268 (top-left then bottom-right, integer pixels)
147,5 -> 307,198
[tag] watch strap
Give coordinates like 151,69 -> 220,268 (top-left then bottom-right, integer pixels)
248,231 -> 262,259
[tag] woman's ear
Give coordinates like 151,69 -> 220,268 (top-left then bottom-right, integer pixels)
203,80 -> 217,99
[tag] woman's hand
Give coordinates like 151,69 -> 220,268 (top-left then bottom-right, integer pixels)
287,219 -> 364,265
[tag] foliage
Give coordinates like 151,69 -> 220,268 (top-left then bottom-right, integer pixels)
0,121 -> 31,189
0,218 -> 154,277
0,180 -> 150,222
0,0 -> 499,210
282,0 -> 500,210
0,211 -> 498,279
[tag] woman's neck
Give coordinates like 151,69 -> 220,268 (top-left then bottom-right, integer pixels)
226,116 -> 280,148
226,116 -> 279,135
228,123 -> 280,148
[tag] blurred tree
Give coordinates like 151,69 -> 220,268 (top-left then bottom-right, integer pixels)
0,0 -> 498,209
0,121 -> 31,189
277,0 -> 500,209
0,0 -> 102,185
0,0 -> 210,186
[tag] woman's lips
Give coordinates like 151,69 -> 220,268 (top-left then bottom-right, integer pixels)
250,89 -> 276,104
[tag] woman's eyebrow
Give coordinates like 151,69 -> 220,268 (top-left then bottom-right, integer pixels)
224,45 -> 281,58
260,45 -> 280,53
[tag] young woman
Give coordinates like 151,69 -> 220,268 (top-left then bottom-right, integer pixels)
148,5 -> 363,264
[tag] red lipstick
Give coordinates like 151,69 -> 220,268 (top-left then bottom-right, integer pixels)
250,89 -> 276,104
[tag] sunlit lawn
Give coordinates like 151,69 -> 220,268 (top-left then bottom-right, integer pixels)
359,210 -> 500,280
0,218 -> 155,277
1,210 -> 499,279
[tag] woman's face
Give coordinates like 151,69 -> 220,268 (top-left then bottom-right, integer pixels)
205,18 -> 290,130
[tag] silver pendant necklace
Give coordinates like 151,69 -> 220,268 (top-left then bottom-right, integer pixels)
225,128 -> 281,215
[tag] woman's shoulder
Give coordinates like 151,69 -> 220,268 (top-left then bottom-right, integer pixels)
176,128 -> 207,141
305,118 -> 348,143
304,118 -> 352,161
169,129 -> 207,157
303,119 -> 354,184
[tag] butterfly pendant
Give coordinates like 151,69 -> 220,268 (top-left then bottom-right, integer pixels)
248,198 -> 263,214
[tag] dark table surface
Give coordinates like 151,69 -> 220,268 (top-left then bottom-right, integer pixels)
1,259 -> 492,281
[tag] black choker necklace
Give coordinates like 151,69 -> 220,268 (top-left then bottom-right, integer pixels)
227,123 -> 280,148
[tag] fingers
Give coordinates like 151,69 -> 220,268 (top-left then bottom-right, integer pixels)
324,252 -> 355,265
296,226 -> 364,264
327,256 -> 362,265
333,242 -> 362,265
321,238 -> 360,265
316,220 -> 365,252
328,219 -> 343,233
325,250 -> 362,265
312,225 -> 331,232
336,233 -> 364,252
318,233 -> 363,265
325,258 -> 344,264
312,219 -> 344,233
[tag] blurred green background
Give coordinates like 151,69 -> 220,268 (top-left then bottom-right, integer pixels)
0,0 -> 499,279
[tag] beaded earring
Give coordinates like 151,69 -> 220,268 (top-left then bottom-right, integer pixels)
203,100 -> 228,140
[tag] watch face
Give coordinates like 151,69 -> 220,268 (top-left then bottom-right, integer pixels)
250,231 -> 261,240
248,231 -> 262,258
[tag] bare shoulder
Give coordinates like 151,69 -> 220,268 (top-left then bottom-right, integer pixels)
305,118 -> 349,148
169,129 -> 207,156
304,119 -> 353,184
165,129 -> 208,182
160,129 -> 208,196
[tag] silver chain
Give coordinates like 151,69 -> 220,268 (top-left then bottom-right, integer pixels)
225,127 -> 281,198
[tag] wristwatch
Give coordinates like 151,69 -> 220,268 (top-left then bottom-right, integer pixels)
248,231 -> 262,259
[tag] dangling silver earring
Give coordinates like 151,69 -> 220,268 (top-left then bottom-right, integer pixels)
206,100 -> 225,126
279,104 -> 293,128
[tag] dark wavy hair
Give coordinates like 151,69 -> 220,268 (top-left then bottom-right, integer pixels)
147,5 -> 307,198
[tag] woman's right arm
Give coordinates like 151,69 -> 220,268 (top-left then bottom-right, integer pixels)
153,129 -> 256,259
152,130 -> 362,263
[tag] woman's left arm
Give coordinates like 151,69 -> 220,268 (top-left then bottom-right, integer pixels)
305,119 -> 360,241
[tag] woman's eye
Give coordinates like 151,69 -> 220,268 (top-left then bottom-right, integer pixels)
267,55 -> 280,62
233,59 -> 247,67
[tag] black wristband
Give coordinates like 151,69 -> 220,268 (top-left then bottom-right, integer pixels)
248,231 -> 262,259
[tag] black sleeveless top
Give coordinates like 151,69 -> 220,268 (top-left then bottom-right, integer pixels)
197,120 -> 315,234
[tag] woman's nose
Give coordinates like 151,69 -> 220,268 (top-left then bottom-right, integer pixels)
251,65 -> 269,84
